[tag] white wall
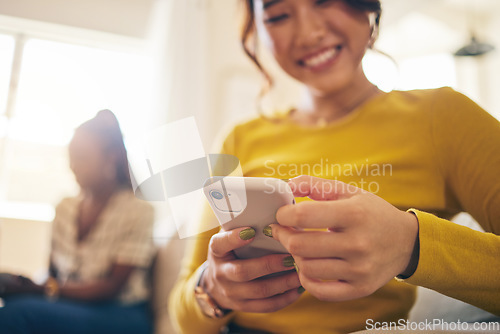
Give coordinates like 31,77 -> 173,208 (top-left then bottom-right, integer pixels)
0,218 -> 51,278
0,0 -> 155,38
379,0 -> 500,117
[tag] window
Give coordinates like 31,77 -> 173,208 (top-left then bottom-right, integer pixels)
0,34 -> 15,131
0,33 -> 153,221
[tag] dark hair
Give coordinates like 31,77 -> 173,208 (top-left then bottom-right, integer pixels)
241,0 -> 382,92
76,109 -> 132,188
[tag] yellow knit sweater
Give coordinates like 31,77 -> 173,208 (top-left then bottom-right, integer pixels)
169,87 -> 500,333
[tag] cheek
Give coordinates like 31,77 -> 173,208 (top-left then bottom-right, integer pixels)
271,36 -> 287,56
73,165 -> 90,180
350,31 -> 371,65
322,6 -> 372,47
74,160 -> 101,180
265,29 -> 294,68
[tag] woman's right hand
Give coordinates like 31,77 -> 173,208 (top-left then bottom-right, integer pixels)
0,273 -> 42,297
201,227 -> 303,313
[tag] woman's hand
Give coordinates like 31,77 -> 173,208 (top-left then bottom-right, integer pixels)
0,273 -> 42,297
270,175 -> 419,302
202,227 -> 303,313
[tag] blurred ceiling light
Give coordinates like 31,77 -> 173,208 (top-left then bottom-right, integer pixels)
454,35 -> 495,57
453,0 -> 496,57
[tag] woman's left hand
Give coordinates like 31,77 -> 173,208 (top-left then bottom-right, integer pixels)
270,175 -> 419,302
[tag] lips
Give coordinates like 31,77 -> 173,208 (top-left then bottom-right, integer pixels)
298,45 -> 342,70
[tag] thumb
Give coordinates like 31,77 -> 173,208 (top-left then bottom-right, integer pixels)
288,175 -> 362,201
209,227 -> 255,258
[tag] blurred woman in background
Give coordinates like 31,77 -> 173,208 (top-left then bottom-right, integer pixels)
0,110 -> 155,334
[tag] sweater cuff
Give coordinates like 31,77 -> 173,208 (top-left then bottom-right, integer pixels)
170,267 -> 233,334
189,267 -> 233,321
396,209 -> 432,284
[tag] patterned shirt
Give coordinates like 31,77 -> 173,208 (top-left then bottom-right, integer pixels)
51,189 -> 155,304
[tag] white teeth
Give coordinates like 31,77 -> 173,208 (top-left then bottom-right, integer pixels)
303,47 -> 339,68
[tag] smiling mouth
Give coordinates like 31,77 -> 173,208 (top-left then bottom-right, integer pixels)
299,45 -> 342,69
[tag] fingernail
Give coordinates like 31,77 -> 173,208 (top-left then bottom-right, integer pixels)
239,228 -> 255,240
298,286 -> 305,294
263,225 -> 272,238
293,262 -> 300,274
283,256 -> 295,267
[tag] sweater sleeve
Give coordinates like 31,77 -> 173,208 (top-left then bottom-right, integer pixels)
168,128 -> 239,333
401,88 -> 500,315
404,209 -> 500,315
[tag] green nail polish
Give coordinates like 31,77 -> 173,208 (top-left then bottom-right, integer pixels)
283,256 -> 295,267
298,286 -> 305,294
263,226 -> 272,237
239,228 -> 255,240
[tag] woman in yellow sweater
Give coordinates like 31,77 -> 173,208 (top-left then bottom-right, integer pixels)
169,0 -> 500,333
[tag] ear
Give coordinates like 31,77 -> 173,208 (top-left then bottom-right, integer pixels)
367,13 -> 379,49
368,25 -> 379,49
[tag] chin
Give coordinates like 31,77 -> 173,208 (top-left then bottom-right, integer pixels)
307,78 -> 352,96
290,68 -> 353,95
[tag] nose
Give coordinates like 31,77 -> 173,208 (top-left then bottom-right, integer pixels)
294,7 -> 327,49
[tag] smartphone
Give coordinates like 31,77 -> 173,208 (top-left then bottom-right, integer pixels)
203,176 -> 295,259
